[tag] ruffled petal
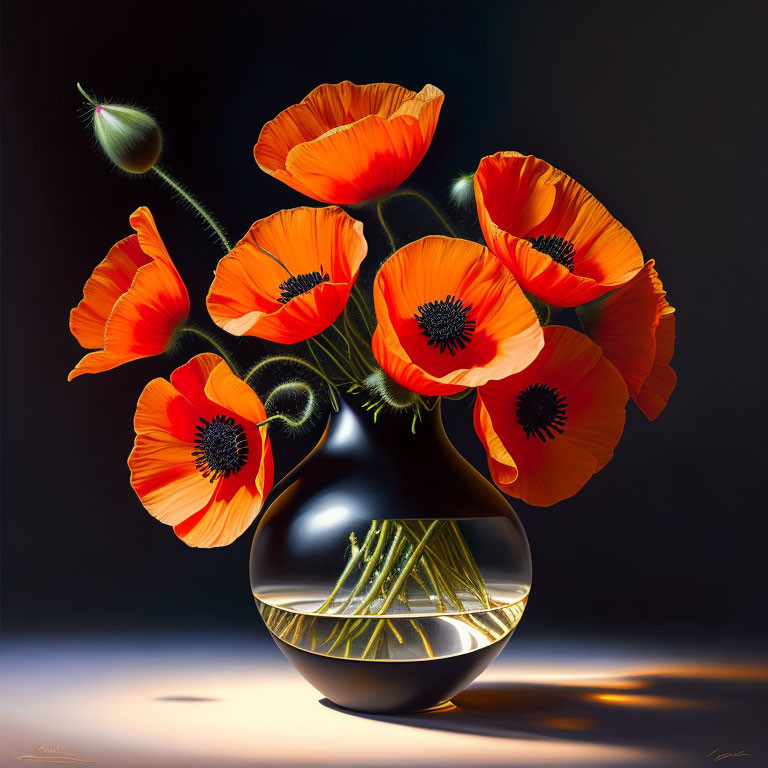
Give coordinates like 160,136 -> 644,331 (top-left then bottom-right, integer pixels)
69,234 -> 150,350
475,326 -> 627,506
128,430 -> 216,526
68,207 -> 189,380
372,236 -> 543,395
255,82 -> 444,204
207,207 -> 367,343
475,152 -> 643,307
133,376 -> 200,443
579,260 -> 676,419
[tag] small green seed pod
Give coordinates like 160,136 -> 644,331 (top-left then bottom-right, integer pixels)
78,83 -> 162,173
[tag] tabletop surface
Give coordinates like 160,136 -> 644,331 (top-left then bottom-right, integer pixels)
1,634 -> 766,768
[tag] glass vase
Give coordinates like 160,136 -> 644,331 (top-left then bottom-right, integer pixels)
249,394 -> 531,713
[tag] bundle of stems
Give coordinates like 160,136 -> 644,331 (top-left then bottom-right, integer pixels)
261,519 -> 524,661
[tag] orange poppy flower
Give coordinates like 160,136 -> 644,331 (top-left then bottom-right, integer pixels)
578,260 -> 677,420
254,81 -> 444,205
474,152 -> 644,307
206,206 -> 367,344
372,235 -> 544,396
128,353 -> 273,548
68,206 -> 189,381
474,325 -> 628,506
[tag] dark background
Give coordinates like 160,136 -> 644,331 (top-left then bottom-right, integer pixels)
2,0 -> 766,643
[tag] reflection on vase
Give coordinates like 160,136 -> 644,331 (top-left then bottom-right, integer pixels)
250,396 -> 532,713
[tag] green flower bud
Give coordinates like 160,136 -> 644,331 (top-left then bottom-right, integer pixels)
78,83 -> 162,174
363,368 -> 419,410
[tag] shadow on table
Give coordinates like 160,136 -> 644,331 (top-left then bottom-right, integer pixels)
321,669 -> 768,761
154,695 -> 223,702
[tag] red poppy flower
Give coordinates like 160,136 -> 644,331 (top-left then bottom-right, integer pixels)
372,235 -> 544,396
474,152 -> 644,307
128,353 -> 273,548
474,325 -> 628,506
68,207 -> 189,381
254,81 -> 444,205
578,260 -> 676,420
206,206 -> 367,344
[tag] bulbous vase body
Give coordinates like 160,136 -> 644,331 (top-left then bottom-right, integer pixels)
249,396 -> 532,714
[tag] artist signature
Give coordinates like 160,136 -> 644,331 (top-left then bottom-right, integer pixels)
707,748 -> 750,762
11,745 -> 95,763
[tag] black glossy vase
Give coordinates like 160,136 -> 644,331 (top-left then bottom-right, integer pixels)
249,395 -> 531,714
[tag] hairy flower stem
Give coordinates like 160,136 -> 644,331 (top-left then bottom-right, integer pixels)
385,189 -> 458,237
177,326 -> 239,375
151,167 -> 231,252
245,355 -> 338,410
375,188 -> 458,255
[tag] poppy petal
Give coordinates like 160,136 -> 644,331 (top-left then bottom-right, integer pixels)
207,206 -> 367,343
579,260 -> 677,419
128,430 -> 216,526
255,82 -> 444,205
68,206 -> 189,380
372,236 -> 543,395
475,326 -> 628,506
69,235 -> 150,349
475,152 -> 643,306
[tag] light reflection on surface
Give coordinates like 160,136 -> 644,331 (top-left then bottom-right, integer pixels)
1,636 -> 765,767
588,692 -> 705,709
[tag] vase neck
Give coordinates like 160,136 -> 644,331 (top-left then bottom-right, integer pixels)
323,393 -> 446,456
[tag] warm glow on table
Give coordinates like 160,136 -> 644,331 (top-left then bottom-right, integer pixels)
1,636 -> 765,767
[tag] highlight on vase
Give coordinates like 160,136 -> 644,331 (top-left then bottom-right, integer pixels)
474,151 -> 644,307
206,206 -> 368,344
372,235 -> 544,396
254,81 -> 445,205
128,353 -> 273,548
474,325 -> 629,507
68,206 -> 189,380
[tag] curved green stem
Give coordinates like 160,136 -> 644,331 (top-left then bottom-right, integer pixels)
351,285 -> 373,337
177,326 -> 239,375
244,355 -> 338,410
376,198 -> 398,253
151,166 -> 231,252
76,82 -> 98,107
256,382 -> 315,429
388,189 -> 457,237
310,336 -> 358,382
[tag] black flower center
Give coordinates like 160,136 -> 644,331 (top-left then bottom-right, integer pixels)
193,415 -> 249,482
278,267 -> 330,304
529,235 -> 575,272
415,294 -> 476,355
516,383 -> 568,442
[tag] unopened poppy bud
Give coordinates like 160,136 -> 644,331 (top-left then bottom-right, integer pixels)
78,83 -> 162,173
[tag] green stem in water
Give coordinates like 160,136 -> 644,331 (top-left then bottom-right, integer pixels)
361,520 -> 443,658
316,522 -> 378,613
151,166 -> 231,252
177,326 -> 239,375
333,520 -> 393,615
